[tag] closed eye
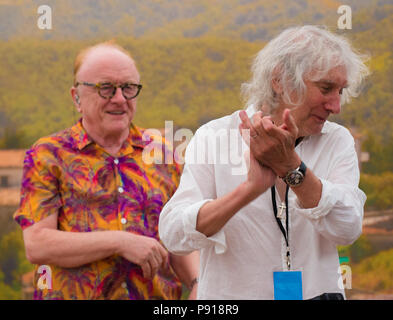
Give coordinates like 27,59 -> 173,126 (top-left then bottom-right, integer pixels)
320,85 -> 345,95
320,86 -> 333,94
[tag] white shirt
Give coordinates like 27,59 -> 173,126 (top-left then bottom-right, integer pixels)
159,105 -> 365,300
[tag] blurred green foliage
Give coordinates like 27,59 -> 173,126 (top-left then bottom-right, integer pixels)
352,248 -> 393,293
338,234 -> 374,264
0,229 -> 34,299
360,173 -> 393,210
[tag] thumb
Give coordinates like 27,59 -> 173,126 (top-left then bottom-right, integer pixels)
282,109 -> 298,137
239,124 -> 251,147
244,149 -> 251,173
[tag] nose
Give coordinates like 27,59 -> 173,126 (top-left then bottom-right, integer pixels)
110,87 -> 126,104
324,91 -> 341,114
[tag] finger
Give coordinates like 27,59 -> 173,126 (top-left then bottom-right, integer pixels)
261,117 -> 275,131
157,242 -> 169,269
260,117 -> 283,140
253,113 -> 279,139
246,117 -> 276,148
239,110 -> 259,139
252,111 -> 264,124
239,124 -> 251,146
256,110 -> 264,117
149,254 -> 160,278
281,109 -> 298,137
251,113 -> 268,137
141,260 -> 152,279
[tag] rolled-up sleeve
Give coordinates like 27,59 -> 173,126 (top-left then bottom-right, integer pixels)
292,129 -> 365,246
159,127 -> 227,255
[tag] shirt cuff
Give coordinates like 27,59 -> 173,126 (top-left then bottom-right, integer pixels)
182,199 -> 227,254
291,178 -> 338,220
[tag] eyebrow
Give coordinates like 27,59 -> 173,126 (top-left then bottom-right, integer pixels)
316,80 -> 348,88
95,80 -> 140,86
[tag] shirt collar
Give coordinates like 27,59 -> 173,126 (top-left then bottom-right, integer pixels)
127,123 -> 151,149
320,122 -> 328,134
69,118 -> 150,153
69,119 -> 94,150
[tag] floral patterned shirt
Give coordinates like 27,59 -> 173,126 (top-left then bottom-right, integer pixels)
14,119 -> 182,300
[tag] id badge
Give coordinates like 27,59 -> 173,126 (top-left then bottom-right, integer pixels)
273,271 -> 303,300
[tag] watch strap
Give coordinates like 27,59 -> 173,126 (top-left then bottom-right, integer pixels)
298,161 -> 306,176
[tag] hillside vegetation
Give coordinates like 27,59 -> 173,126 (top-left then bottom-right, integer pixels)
0,0 -> 392,174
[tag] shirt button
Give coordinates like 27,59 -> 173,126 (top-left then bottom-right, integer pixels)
114,158 -> 119,165
118,187 -> 124,193
121,218 -> 127,225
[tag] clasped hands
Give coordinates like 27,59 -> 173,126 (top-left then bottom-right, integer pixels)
239,108 -> 301,183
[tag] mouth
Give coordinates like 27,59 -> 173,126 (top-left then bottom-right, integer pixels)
313,115 -> 327,123
106,110 -> 126,116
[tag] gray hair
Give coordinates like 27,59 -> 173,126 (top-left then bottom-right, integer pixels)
241,25 -> 370,113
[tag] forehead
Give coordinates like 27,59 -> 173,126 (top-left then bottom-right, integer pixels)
308,65 -> 348,87
77,47 -> 139,83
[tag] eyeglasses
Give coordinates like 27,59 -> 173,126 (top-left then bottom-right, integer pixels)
75,81 -> 143,100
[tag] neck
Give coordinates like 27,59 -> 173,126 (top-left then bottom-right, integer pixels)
82,121 -> 129,156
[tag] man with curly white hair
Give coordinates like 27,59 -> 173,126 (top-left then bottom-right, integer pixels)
159,25 -> 369,300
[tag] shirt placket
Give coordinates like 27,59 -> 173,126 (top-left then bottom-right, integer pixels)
112,156 -> 129,295
113,156 -> 127,228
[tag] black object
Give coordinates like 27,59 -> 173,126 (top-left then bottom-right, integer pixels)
309,293 -> 345,300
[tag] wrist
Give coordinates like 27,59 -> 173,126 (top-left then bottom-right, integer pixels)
278,155 -> 301,178
188,277 -> 199,291
282,161 -> 307,187
241,181 -> 263,201
115,231 -> 129,256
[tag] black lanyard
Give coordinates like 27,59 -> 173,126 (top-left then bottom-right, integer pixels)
270,138 -> 303,270
271,184 -> 291,270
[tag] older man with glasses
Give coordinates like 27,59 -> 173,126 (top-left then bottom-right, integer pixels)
14,41 -> 199,300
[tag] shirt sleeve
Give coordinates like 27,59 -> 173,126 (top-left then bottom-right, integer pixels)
14,143 -> 62,230
291,129 -> 365,246
159,127 -> 227,255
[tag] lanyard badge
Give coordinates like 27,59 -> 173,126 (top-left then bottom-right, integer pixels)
271,185 -> 303,300
273,270 -> 303,300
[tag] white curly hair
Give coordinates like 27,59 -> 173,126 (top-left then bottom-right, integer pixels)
241,25 -> 370,113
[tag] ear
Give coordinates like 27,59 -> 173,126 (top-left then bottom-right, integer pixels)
271,77 -> 283,96
70,87 -> 82,113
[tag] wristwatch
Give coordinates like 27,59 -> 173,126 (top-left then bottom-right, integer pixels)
282,161 -> 307,187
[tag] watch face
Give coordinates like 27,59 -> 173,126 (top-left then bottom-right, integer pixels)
285,171 -> 304,186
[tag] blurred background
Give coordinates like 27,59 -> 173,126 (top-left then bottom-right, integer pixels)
0,0 -> 392,299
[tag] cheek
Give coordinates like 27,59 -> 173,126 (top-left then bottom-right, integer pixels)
83,100 -> 105,119
291,100 -> 317,126
308,89 -> 326,106
128,101 -> 137,113
292,105 -> 310,121
300,96 -> 322,117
